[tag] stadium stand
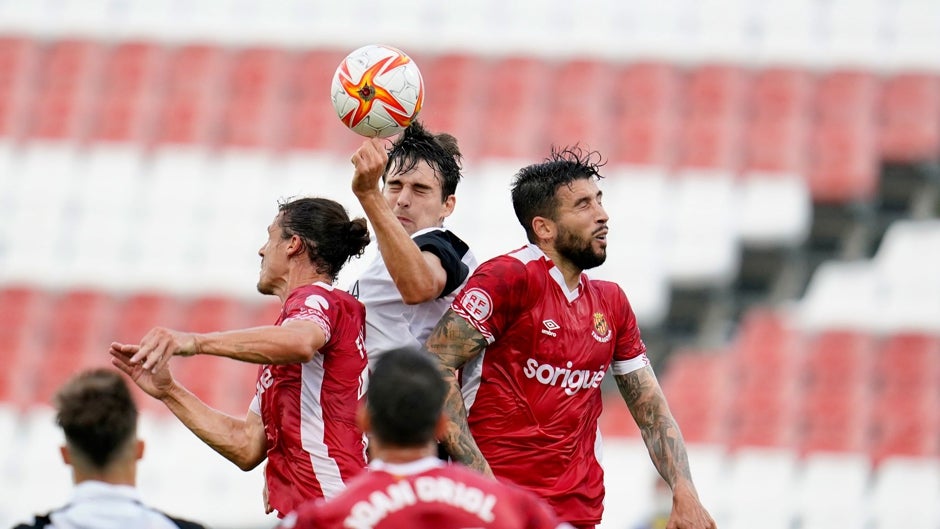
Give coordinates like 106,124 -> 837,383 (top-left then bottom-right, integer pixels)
1,0 -> 940,528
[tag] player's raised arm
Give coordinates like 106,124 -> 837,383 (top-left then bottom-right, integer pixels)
615,367 -> 717,529
424,308 -> 493,477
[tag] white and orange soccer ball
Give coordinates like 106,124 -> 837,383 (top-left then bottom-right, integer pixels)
330,44 -> 424,138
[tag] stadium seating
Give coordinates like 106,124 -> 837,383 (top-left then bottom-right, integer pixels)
1,1 -> 939,527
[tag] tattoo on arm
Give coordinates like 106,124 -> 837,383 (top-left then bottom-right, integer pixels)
425,310 -> 491,473
616,367 -> 692,489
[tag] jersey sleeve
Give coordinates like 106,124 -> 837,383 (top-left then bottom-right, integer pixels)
282,287 -> 332,343
413,230 -> 471,298
450,257 -> 528,344
609,284 -> 650,376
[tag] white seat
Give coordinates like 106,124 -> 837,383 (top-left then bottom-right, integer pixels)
870,456 -> 940,528
794,451 -> 872,523
599,437 -> 657,529
797,260 -> 879,332
872,220 -> 940,334
664,171 -> 741,288
726,447 -> 799,519
737,171 -> 812,248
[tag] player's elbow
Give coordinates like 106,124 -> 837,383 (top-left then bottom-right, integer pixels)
234,454 -> 264,472
398,279 -> 442,305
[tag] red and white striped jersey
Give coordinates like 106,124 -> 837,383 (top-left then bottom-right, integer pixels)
250,282 -> 369,516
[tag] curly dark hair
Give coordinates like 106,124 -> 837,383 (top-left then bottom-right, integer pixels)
385,120 -> 463,200
511,145 -> 607,243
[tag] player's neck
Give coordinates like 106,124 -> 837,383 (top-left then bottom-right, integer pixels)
281,266 -> 335,299
542,246 -> 582,290
369,443 -> 437,464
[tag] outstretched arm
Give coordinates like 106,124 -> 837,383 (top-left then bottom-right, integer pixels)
615,367 -> 716,529
111,343 -> 268,471
126,319 -> 326,373
351,138 -> 448,303
424,309 -> 493,477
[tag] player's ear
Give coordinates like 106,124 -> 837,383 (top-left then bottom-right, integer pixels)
532,216 -> 554,242
136,439 -> 145,461
440,194 -> 456,220
60,445 -> 71,465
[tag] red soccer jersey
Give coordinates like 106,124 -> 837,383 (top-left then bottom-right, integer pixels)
450,245 -> 649,527
250,282 -> 369,516
276,457 -> 573,529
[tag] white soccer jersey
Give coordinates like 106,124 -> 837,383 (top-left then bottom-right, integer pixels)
350,227 -> 477,367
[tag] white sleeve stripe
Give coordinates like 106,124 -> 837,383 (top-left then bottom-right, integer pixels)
451,306 -> 495,344
611,353 -> 651,375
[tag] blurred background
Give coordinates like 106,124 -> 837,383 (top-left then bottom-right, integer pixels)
1,0 -> 939,528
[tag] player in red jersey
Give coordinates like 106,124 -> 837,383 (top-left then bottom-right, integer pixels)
275,347 -> 572,529
425,147 -> 717,529
110,197 -> 372,517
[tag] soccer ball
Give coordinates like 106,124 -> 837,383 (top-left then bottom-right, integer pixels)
330,44 -> 424,138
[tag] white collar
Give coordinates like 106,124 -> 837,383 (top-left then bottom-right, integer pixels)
70,481 -> 142,504
368,456 -> 444,475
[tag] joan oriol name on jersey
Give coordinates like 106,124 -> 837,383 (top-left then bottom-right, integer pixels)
346,477 -> 496,529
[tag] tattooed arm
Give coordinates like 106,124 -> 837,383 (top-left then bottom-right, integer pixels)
424,308 -> 494,477
616,367 -> 717,529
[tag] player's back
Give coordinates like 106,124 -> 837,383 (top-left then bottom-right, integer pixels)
281,457 -> 570,529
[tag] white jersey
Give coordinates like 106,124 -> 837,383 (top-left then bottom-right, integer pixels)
350,227 -> 476,367
13,481 -> 207,529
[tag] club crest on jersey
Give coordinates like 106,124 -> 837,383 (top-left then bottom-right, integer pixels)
592,312 -> 611,343
459,288 -> 493,322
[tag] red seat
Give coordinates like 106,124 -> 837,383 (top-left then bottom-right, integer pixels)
660,349 -> 730,444
878,73 -> 940,162
0,37 -> 35,138
612,62 -> 681,119
25,290 -> 117,405
814,70 -> 880,124
281,49 -> 354,152
23,39 -> 100,141
218,48 -> 287,149
795,383 -> 870,455
88,42 -> 163,143
477,57 -> 550,159
609,113 -> 676,167
151,44 -> 224,147
684,64 -> 750,120
872,332 -> 940,392
867,386 -> 939,463
742,114 -> 809,174
111,293 -> 182,344
750,67 -> 815,121
801,330 -> 876,389
676,114 -> 742,171
807,119 -> 879,203
178,295 -> 247,333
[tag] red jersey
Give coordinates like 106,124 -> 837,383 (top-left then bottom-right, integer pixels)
450,245 -> 649,527
276,457 -> 573,529
250,282 -> 369,516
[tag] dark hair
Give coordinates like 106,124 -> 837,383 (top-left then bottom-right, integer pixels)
367,347 -> 447,447
386,120 -> 463,200
55,369 -> 138,469
511,145 -> 606,243
278,197 -> 371,279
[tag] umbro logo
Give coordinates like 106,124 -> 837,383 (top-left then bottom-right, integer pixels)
541,319 -> 560,337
